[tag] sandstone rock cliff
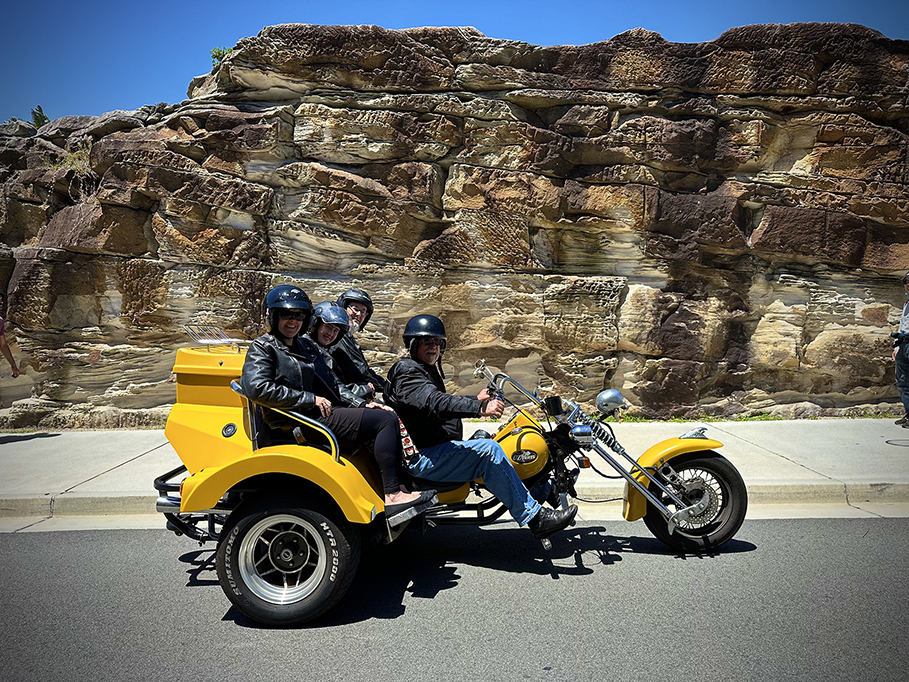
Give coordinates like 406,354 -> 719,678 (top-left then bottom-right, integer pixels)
1,22 -> 907,427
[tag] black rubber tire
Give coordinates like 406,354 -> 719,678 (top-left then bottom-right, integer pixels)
642,451 -> 747,552
215,497 -> 360,626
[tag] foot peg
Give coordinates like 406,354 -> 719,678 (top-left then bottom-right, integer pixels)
386,494 -> 438,528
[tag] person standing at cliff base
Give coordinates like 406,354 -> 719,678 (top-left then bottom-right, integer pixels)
893,273 -> 909,427
0,294 -> 19,378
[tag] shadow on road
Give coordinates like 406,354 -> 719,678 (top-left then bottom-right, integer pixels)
205,524 -> 756,629
178,548 -> 218,587
0,432 -> 59,445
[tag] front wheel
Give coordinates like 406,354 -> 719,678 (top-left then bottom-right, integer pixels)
643,451 -> 747,552
216,497 -> 360,626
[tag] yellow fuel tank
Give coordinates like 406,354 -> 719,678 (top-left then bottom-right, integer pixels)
494,409 -> 549,480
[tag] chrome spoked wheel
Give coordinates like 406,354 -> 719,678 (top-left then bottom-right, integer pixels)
643,451 -> 747,552
669,469 -> 724,530
238,514 -> 328,605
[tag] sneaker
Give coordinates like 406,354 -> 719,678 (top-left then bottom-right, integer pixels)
528,504 -> 578,539
896,415 -> 909,426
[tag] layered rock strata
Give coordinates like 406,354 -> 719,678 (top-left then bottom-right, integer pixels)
1,22 -> 907,427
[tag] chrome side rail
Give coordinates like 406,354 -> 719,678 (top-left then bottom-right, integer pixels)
229,380 -> 341,462
270,406 -> 341,463
155,495 -> 234,515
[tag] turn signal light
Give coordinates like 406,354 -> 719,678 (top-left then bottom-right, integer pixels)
579,456 -> 591,468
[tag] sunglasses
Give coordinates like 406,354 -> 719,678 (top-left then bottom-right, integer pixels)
278,311 -> 307,321
420,337 -> 444,347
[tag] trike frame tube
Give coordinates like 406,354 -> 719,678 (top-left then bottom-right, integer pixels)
483,367 -> 686,521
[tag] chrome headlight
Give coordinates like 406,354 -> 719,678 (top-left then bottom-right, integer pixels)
595,389 -> 626,415
569,425 -> 593,446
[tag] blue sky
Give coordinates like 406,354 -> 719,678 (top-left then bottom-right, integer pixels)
2,0 -> 907,124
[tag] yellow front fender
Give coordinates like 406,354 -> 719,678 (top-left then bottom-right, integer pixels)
180,447 -> 382,525
621,437 -> 724,521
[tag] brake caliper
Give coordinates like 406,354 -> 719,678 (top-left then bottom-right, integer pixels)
660,462 -> 712,533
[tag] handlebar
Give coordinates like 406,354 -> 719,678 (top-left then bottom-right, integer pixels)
473,361 -> 610,439
474,360 -> 541,408
474,361 -> 690,520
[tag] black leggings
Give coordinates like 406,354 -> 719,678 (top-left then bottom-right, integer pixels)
319,407 -> 403,495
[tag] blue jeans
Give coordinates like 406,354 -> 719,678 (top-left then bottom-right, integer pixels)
407,439 -> 542,525
896,344 -> 909,415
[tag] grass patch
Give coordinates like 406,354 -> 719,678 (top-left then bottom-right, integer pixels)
48,147 -> 91,174
614,413 -> 647,422
666,415 -> 723,423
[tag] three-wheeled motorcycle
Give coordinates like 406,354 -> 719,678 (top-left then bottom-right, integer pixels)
155,327 -> 747,626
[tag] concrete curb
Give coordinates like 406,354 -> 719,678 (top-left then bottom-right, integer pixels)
4,482 -> 909,519
0,493 -> 158,518
575,481 -> 909,505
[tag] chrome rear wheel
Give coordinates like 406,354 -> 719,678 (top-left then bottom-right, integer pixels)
238,514 -> 329,605
216,499 -> 360,625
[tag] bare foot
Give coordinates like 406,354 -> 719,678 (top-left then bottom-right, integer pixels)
385,491 -> 421,505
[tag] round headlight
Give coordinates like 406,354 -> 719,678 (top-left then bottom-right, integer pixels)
596,389 -> 626,414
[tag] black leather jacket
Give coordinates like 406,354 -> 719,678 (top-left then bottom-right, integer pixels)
385,357 -> 482,449
240,333 -> 344,429
331,333 -> 388,406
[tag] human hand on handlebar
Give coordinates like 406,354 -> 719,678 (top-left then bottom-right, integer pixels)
478,387 -> 497,401
480,398 -> 504,418
314,396 -> 332,417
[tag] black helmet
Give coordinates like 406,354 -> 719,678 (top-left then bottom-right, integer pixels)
309,301 -> 350,348
265,285 -> 312,335
336,288 -> 374,327
403,314 -> 447,354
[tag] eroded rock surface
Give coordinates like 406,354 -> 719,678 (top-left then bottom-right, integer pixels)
1,22 -> 907,426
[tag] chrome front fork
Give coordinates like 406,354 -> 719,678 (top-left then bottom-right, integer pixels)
656,462 -> 710,534
588,442 -> 705,535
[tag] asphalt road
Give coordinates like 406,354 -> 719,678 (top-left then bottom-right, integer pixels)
1,519 -> 907,682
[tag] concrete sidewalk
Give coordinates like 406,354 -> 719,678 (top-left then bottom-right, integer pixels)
1,419 -> 908,527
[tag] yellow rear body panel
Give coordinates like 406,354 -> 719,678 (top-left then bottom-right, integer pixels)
622,437 -> 724,521
180,449 -> 380,524
173,347 -> 246,407
165,402 -> 252,474
165,345 -> 380,525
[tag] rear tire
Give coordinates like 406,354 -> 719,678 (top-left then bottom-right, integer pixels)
216,497 -> 360,626
643,451 -> 747,552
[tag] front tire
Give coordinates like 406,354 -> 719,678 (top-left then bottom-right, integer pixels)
643,451 -> 747,552
216,497 -> 360,626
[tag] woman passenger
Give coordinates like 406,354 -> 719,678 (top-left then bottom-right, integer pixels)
240,285 -> 431,514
